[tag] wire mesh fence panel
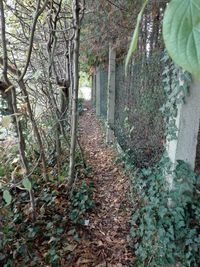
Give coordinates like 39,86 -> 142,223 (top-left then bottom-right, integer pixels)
114,52 -> 166,167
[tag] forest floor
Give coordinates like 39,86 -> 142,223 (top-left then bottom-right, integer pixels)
70,103 -> 135,266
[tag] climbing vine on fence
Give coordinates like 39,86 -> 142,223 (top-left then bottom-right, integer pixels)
123,53 -> 200,266
160,52 -> 192,141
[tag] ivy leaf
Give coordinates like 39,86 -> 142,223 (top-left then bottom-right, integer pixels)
125,0 -> 149,74
22,178 -> 32,191
3,190 -> 12,205
163,0 -> 200,79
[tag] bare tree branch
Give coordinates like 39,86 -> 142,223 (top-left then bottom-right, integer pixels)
0,0 -> 9,84
18,0 -> 49,82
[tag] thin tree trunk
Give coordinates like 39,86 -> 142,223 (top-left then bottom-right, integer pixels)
0,0 -> 36,221
18,80 -> 47,180
68,39 -> 74,114
68,0 -> 81,185
11,88 -> 36,222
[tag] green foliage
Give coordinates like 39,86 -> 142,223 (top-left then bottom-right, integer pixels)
0,98 -> 10,116
79,71 -> 91,87
129,158 -> 200,267
125,0 -> 148,74
161,52 -> 192,141
0,156 -> 95,266
127,52 -> 198,266
3,189 -> 12,205
82,50 -> 101,69
22,178 -> 32,191
0,180 -> 83,265
127,0 -> 200,79
69,181 -> 95,223
0,166 -> 5,177
163,0 -> 200,80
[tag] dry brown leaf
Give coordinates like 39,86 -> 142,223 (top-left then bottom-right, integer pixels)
76,258 -> 93,266
64,244 -> 77,252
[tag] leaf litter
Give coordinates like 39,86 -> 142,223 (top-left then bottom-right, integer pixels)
73,103 -> 135,266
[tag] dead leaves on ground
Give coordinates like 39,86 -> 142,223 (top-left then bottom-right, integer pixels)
75,106 -> 135,266
1,106 -> 135,266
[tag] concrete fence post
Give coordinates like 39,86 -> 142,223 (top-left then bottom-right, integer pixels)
92,74 -> 96,107
167,78 -> 200,186
96,67 -> 101,116
106,43 -> 116,143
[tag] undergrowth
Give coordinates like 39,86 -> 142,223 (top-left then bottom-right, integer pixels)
0,163 -> 95,266
122,153 -> 200,267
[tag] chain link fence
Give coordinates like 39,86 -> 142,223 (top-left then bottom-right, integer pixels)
115,53 -> 165,167
96,52 -> 166,167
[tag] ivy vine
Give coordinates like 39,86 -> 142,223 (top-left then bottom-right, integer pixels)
160,52 -> 192,141
124,53 -> 200,267
128,158 -> 200,267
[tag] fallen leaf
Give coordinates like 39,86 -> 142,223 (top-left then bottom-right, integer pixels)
64,244 -> 77,252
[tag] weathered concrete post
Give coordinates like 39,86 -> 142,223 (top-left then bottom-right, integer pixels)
96,68 -> 101,116
92,74 -> 96,107
106,44 -> 116,143
167,78 -> 200,174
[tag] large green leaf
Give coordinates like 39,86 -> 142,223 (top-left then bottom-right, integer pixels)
22,178 -> 32,191
3,190 -> 12,205
125,0 -> 149,74
163,0 -> 200,79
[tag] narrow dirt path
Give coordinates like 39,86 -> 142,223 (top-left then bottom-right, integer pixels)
74,104 -> 134,266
